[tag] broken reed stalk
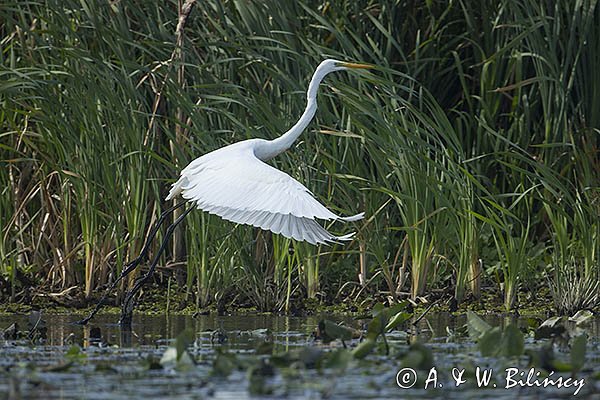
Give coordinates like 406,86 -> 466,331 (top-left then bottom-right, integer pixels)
171,0 -> 197,264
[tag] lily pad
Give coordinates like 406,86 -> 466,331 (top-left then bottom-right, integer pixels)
248,358 -> 275,395
255,341 -> 274,355
478,326 -> 502,357
570,334 -> 587,373
468,312 -> 524,358
401,342 -> 434,371
65,345 -> 87,362
317,319 -> 355,344
212,350 -> 238,376
352,338 -> 377,360
500,323 -> 524,357
385,311 -> 412,332
466,310 -> 492,339
321,348 -> 352,370
160,328 -> 196,369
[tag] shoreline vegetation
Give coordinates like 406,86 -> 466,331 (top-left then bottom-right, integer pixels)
1,1 -> 599,317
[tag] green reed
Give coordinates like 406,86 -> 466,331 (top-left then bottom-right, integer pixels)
1,0 -> 598,313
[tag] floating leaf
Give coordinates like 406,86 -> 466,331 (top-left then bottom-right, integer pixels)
248,358 -> 275,395
478,327 -> 502,357
160,329 -> 196,369
65,345 -> 87,362
271,347 -> 325,369
352,302 -> 412,358
366,314 -> 384,340
317,320 -> 354,344
296,347 -> 325,368
352,338 -> 377,359
500,324 -> 524,357
385,311 -> 412,332
255,341 -> 274,355
551,360 -> 574,373
160,346 -> 196,370
570,335 -> 587,373
526,344 -> 556,371
466,311 -> 492,338
321,348 -> 351,370
212,350 -> 238,376
523,317 -> 541,331
401,342 -> 434,371
270,351 -> 295,368
159,347 -> 178,367
175,328 -> 195,361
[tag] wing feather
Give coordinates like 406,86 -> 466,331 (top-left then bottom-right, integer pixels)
166,141 -> 363,245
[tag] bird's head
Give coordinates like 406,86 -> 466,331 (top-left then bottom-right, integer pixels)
304,59 -> 373,103
317,59 -> 374,74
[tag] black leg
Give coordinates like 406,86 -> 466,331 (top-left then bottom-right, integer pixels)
75,202 -> 187,325
119,206 -> 194,326
121,201 -> 188,276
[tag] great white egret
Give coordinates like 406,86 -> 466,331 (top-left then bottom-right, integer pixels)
79,59 -> 371,326
166,59 -> 371,244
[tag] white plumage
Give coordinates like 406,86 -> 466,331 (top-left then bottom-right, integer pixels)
166,59 -> 371,245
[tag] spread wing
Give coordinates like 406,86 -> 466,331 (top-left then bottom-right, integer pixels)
166,144 -> 363,245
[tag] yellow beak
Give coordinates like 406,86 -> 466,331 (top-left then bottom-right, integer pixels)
339,62 -> 374,70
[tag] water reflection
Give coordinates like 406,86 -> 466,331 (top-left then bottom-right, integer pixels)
1,312 -> 598,348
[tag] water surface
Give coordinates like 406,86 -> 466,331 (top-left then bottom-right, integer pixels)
1,312 -> 598,399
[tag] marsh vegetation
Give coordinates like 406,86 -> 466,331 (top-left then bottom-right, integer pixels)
1,1 -> 599,316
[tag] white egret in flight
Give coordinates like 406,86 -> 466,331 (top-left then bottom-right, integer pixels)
79,59 -> 372,326
167,59 -> 371,244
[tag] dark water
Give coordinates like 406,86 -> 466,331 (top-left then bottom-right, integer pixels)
0,312 -> 598,399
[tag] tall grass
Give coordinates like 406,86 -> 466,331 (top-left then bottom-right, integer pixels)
1,0 -> 598,313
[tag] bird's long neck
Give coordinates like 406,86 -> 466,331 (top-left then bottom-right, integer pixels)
260,69 -> 327,160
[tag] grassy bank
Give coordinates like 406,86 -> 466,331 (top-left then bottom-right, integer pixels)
1,0 -> 598,315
